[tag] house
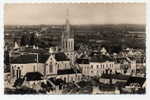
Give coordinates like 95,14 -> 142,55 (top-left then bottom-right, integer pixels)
88,55 -> 115,77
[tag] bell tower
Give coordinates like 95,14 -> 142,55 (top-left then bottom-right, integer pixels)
61,9 -> 74,61
62,9 -> 74,52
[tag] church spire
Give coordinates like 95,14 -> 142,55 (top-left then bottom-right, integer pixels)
65,8 -> 71,38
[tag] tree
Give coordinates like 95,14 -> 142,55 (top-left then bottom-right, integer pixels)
20,34 -> 28,46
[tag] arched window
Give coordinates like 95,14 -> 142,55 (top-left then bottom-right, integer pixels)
49,62 -> 53,73
16,67 -> 21,79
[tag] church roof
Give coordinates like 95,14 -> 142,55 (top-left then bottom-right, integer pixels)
10,54 -> 49,64
55,52 -> 69,61
20,47 -> 48,54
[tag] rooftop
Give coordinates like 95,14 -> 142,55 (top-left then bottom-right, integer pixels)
55,52 -> 70,61
10,54 -> 49,64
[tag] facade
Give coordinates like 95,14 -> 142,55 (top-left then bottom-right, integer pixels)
10,54 -> 49,81
77,54 -> 116,77
45,52 -> 82,83
45,52 -> 70,76
89,61 -> 115,77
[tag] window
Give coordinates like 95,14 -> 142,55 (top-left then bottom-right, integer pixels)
16,67 -> 21,79
49,62 -> 53,73
97,65 -> 99,69
101,64 -> 103,68
33,65 -> 35,72
91,65 -> 93,69
58,64 -> 59,69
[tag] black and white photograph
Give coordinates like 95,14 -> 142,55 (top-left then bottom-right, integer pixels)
4,3 -> 146,94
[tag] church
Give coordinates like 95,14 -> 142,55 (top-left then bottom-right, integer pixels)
9,9 -> 82,84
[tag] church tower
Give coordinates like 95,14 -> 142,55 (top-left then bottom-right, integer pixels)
62,9 -> 74,61
62,9 -> 74,52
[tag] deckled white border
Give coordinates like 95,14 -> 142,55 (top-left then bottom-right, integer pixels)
0,0 -> 150,100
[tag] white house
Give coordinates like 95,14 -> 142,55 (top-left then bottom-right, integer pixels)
88,55 -> 115,77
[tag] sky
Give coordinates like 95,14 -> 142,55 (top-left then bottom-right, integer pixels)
4,3 -> 145,25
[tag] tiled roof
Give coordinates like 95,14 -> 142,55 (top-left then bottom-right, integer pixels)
10,54 -> 49,64
55,52 -> 69,61
57,68 -> 81,75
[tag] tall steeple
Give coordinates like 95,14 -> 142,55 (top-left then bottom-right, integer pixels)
61,9 -> 74,53
65,8 -> 71,38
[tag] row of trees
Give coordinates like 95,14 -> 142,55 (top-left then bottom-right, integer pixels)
20,33 -> 38,46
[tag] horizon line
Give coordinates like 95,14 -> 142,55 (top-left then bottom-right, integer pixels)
5,23 -> 146,26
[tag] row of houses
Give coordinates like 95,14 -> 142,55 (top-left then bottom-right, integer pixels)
77,54 -> 137,77
9,46 -> 145,84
